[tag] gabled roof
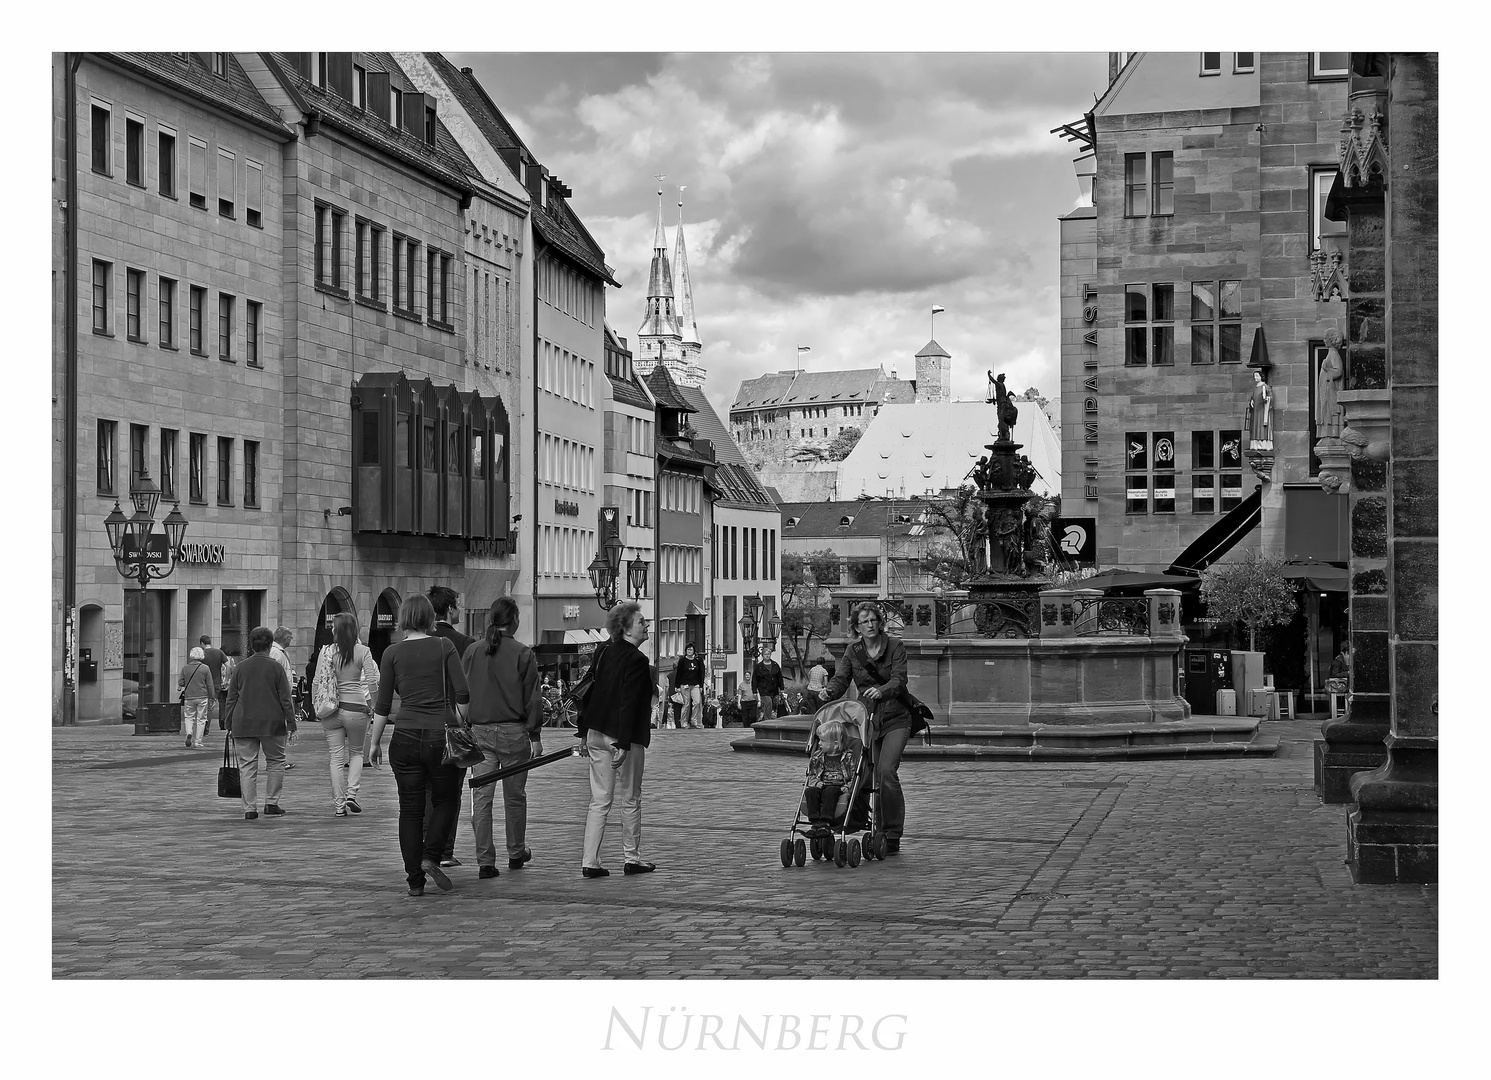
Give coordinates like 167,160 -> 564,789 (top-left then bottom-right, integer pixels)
644,365 -> 696,413
101,53 -> 293,139
674,386 -> 777,510
732,367 -> 888,410
874,377 -> 918,405
260,52 -> 478,198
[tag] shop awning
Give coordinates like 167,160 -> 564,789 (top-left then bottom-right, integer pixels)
1074,569 -> 1200,593
1168,487 -> 1262,575
563,628 -> 609,645
1281,560 -> 1348,592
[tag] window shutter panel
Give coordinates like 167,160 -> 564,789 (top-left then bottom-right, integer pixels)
329,53 -> 354,100
246,161 -> 263,214
188,140 -> 206,197
403,92 -> 426,135
289,52 -> 312,80
367,72 -> 391,122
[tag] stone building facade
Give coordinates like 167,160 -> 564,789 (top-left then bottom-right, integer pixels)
729,365 -> 917,472
1057,51 -> 1349,572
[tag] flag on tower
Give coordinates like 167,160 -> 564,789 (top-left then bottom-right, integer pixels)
932,305 -> 945,314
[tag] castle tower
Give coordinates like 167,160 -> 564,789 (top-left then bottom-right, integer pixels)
635,184 -> 682,378
914,339 -> 951,403
672,193 -> 705,388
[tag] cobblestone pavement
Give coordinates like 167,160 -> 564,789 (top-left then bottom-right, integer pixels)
51,717 -> 1435,979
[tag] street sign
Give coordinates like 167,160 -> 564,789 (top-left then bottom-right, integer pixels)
711,656 -> 727,670
1053,517 -> 1097,564
120,533 -> 169,565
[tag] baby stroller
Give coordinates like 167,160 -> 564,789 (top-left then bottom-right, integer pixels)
777,698 -> 889,869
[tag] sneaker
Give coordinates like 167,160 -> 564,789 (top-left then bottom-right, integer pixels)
344,799 -> 362,815
407,885 -> 424,897
263,804 -> 287,817
508,849 -> 532,870
244,811 -> 259,820
478,865 -> 500,880
439,857 -> 461,868
420,859 -> 453,892
184,737 -> 192,748
283,762 -> 296,771
334,807 -> 348,817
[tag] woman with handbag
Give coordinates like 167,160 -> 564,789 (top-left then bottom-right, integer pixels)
366,594 -> 471,896
178,647 -> 214,748
816,602 -> 928,856
314,612 -> 380,817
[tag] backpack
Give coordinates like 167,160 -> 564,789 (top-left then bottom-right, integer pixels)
312,643 -> 341,720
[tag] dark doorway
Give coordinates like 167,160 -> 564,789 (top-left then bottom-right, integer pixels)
369,587 -> 402,664
310,587 -> 356,679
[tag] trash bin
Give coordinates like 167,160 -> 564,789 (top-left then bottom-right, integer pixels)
136,701 -> 183,736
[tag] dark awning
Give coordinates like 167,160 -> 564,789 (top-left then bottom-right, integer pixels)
1168,487 -> 1262,575
1074,570 -> 1200,593
1281,560 -> 1348,592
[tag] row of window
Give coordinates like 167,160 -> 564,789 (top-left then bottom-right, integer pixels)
1198,52 -> 1255,76
659,544 -> 703,585
1124,157 -> 1346,244
626,416 -> 654,456
1193,53 -> 1346,78
90,101 -> 265,227
713,524 -> 777,582
539,340 -> 596,407
306,53 -> 438,148
718,593 -> 779,655
1122,430 -> 1244,515
661,471 -> 703,514
539,434 -> 594,493
92,261 -> 263,364
655,617 -> 691,662
316,203 -> 454,329
627,484 -> 654,529
470,265 -> 518,373
537,254 -> 598,329
537,525 -> 596,579
97,420 -> 259,508
1123,280 -> 1241,366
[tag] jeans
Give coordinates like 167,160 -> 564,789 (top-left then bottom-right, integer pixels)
471,723 -> 533,866
680,685 -> 702,727
182,698 -> 210,746
322,707 -> 369,810
581,729 -> 646,868
875,725 -> 911,840
757,692 -> 777,723
804,783 -> 844,824
389,729 -> 465,888
234,735 -> 287,811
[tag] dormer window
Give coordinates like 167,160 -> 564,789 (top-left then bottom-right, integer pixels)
839,515 -> 854,527
786,516 -> 799,528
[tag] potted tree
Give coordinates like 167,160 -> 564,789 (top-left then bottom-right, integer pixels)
1199,553 -> 1298,712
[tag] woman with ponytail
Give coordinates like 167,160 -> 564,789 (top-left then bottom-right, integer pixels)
319,612 -> 379,816
461,596 -> 543,878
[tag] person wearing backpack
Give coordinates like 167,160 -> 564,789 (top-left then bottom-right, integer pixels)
312,613 -> 380,817
178,647 -> 214,748
462,597 -> 542,879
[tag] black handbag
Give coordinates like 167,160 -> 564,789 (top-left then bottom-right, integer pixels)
439,643 -> 484,768
217,733 -> 241,799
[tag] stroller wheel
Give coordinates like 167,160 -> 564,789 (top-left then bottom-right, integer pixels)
834,840 -> 848,868
810,835 -> 823,861
848,838 -> 862,867
873,832 -> 888,860
793,838 -> 807,867
779,838 -> 793,868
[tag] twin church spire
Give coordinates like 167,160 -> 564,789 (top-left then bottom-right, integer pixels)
635,181 -> 704,387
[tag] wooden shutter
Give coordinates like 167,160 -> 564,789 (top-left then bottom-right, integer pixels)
403,92 -> 426,135
329,53 -> 354,100
366,72 -> 390,123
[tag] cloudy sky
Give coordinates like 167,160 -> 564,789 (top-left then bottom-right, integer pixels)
450,52 -> 1110,420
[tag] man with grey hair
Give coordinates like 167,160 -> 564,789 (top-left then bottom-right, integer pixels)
270,627 -> 298,769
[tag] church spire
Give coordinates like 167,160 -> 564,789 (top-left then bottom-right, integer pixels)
673,190 -> 702,350
637,179 -> 680,343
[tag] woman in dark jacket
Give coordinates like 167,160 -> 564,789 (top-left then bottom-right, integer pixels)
817,602 -> 923,854
576,601 -> 655,878
366,594 -> 471,896
225,626 -> 297,820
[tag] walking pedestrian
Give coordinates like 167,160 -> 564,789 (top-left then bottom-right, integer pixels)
426,585 -> 475,867
674,643 -> 706,728
270,627 -> 298,770
806,655 -> 830,696
462,597 -> 543,879
752,645 -> 784,722
577,601 -> 655,878
199,634 -> 227,727
816,602 -> 926,855
224,626 -> 297,820
315,612 -> 379,817
366,594 -> 470,897
178,647 -> 213,748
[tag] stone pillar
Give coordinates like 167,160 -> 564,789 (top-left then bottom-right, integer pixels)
1145,589 -> 1185,643
1040,589 -> 1075,639
1345,53 -> 1437,884
1314,65 -> 1392,802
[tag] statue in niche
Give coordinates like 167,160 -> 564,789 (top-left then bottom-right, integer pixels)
1245,370 -> 1274,451
1021,499 -> 1055,575
992,373 -> 1019,441
1317,327 -> 1346,439
992,506 -> 1022,575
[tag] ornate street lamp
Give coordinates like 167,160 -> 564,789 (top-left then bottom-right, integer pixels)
627,551 -> 649,600
104,472 -> 188,724
738,608 -> 757,657
589,531 -> 627,610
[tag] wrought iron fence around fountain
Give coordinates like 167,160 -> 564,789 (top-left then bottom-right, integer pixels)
1064,595 -> 1150,636
836,588 -> 1178,643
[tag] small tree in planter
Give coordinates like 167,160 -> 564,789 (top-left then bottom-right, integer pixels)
1199,553 -> 1298,651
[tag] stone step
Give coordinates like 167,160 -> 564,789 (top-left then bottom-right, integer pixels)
731,734 -> 1280,760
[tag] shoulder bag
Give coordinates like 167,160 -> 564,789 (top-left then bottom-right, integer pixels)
217,732 -> 242,799
312,644 -> 340,720
179,661 -> 202,704
439,639 -> 484,768
565,642 -> 609,714
854,640 -> 933,734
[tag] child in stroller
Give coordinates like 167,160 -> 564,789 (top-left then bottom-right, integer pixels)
804,718 -> 858,838
778,698 -> 890,868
